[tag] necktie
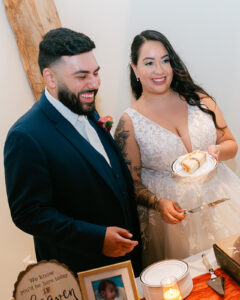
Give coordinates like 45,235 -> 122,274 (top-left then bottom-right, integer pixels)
76,116 -> 111,166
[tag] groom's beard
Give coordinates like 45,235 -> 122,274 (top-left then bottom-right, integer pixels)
58,84 -> 98,116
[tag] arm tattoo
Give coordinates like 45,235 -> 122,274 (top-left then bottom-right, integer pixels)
133,167 -> 159,210
115,118 -> 159,210
114,118 -> 131,165
134,179 -> 159,210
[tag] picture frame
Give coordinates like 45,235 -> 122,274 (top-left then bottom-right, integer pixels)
78,260 -> 139,300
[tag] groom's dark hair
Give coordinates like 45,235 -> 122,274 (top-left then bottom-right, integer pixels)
38,27 -> 95,74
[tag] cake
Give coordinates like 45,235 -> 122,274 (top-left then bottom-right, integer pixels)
181,151 -> 207,173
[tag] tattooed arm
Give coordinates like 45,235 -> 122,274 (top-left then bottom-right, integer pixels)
114,113 -> 185,224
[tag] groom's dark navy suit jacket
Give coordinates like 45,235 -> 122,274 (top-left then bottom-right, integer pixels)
4,92 -> 142,275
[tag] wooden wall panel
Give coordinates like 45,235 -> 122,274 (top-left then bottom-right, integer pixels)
4,0 -> 61,100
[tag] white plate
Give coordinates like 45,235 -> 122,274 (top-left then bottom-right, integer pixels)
140,260 -> 188,286
172,152 -> 217,178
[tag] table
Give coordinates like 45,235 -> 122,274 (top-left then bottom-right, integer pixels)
136,248 -> 218,299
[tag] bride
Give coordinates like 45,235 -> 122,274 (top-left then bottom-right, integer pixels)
114,30 -> 240,267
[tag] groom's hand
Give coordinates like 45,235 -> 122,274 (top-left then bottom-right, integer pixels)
102,226 -> 138,257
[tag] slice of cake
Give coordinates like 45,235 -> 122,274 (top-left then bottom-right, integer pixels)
181,151 -> 206,173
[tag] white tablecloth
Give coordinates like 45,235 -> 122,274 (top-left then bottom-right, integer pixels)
136,247 -> 219,299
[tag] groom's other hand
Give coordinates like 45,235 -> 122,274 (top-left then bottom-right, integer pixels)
102,226 -> 138,257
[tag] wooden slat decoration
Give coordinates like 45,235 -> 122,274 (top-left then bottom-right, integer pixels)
4,0 -> 61,100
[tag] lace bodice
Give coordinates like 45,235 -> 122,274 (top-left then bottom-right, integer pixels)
125,105 -> 217,172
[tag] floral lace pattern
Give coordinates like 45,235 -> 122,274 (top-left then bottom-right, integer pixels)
126,106 -> 240,267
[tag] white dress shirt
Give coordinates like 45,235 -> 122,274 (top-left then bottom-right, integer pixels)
45,88 -> 111,166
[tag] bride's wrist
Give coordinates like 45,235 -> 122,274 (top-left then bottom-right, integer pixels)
149,194 -> 160,210
155,196 -> 165,212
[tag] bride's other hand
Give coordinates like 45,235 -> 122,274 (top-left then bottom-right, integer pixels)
208,144 -> 220,161
158,198 -> 185,224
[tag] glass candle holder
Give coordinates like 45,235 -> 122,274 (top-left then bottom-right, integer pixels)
161,276 -> 182,300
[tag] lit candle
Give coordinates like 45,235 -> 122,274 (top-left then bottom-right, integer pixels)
161,276 -> 182,300
163,287 -> 182,300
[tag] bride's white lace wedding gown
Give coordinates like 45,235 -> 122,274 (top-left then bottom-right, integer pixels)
125,105 -> 240,267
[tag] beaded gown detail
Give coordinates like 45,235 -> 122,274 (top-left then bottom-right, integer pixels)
125,106 -> 240,267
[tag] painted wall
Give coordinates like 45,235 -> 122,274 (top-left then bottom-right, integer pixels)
1,0 -> 239,298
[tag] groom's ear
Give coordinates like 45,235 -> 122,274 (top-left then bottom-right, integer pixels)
43,67 -> 57,89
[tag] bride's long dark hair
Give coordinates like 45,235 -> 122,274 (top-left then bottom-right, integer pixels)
130,30 -> 223,130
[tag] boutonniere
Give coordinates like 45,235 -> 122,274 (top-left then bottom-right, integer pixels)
97,115 -> 113,131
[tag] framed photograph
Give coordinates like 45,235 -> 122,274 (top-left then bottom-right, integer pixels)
78,260 -> 139,300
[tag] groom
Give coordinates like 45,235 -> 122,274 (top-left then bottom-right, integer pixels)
4,28 -> 141,275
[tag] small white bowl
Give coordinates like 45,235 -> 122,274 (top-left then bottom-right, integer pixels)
140,259 -> 193,300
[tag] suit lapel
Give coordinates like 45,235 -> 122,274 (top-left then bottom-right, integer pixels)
93,117 -> 133,183
89,111 -> 126,166
89,114 -> 135,202
37,93 -> 122,202
89,112 -> 132,182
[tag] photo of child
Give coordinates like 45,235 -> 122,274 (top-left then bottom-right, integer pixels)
92,275 -> 127,300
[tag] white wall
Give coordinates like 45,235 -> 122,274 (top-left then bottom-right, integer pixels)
1,0 -> 240,298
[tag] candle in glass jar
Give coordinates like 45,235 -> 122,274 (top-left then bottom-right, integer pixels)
161,276 -> 182,300
163,287 -> 182,300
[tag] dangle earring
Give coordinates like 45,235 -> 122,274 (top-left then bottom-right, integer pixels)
137,77 -> 139,82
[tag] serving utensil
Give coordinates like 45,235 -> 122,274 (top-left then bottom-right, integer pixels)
184,198 -> 230,214
202,253 -> 225,296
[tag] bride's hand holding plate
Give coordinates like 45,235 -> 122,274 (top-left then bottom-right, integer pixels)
207,144 -> 220,161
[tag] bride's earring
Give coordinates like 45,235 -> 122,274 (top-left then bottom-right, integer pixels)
137,77 -> 139,82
